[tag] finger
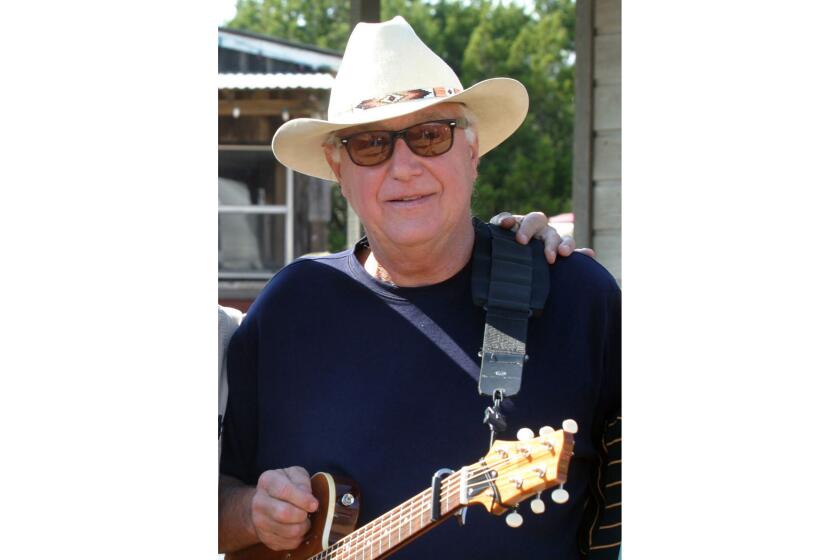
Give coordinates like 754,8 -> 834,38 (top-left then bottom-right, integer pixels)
575,247 -> 596,258
259,469 -> 318,513
254,491 -> 311,524
258,518 -> 311,551
557,235 -> 575,258
274,517 -> 311,540
514,212 -> 548,244
539,228 -> 561,264
251,492 -> 313,551
282,466 -> 313,491
489,211 -> 514,226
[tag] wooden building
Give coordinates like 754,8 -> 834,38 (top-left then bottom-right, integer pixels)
218,28 -> 342,310
574,0 -> 622,284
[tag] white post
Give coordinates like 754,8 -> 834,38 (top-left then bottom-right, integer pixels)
346,206 -> 361,249
285,166 -> 294,264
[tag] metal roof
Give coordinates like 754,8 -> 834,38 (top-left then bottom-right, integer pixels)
218,28 -> 342,72
218,73 -> 334,90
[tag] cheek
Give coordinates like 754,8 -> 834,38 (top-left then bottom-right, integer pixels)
339,168 -> 383,214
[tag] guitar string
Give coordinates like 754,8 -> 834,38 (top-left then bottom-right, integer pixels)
316,441 -> 566,559
319,474 -> 547,560
318,456 -> 551,560
441,446 -> 558,493
319,487 -> 435,559
319,450 -> 559,560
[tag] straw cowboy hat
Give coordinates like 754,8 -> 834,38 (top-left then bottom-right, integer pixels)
271,15 -> 529,181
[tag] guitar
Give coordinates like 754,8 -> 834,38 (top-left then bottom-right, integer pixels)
226,420 -> 577,560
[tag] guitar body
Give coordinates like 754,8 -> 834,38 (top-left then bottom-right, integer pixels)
225,472 -> 360,560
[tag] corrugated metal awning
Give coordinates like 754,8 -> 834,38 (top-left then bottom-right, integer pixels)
219,29 -> 342,72
218,73 -> 334,90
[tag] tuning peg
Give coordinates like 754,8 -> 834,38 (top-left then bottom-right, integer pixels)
516,427 -> 535,441
505,509 -> 523,528
551,486 -> 570,504
538,426 -> 555,437
530,492 -> 546,514
562,419 -> 578,434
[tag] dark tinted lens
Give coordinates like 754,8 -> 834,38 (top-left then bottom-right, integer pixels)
347,131 -> 393,165
405,122 -> 453,156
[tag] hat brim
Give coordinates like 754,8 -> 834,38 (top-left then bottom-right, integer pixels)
271,77 -> 529,182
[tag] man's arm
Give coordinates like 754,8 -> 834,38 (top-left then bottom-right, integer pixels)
219,474 -> 259,552
219,314 -> 320,554
219,468 -> 319,553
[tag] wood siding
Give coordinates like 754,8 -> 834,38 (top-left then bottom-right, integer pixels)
574,0 -> 621,284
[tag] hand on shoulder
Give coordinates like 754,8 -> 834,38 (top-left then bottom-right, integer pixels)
490,211 -> 596,263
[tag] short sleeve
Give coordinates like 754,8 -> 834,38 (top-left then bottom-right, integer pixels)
219,314 -> 260,484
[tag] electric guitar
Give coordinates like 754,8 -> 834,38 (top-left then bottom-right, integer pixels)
226,420 -> 577,560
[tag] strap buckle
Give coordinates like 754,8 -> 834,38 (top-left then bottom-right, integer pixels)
478,350 -> 527,397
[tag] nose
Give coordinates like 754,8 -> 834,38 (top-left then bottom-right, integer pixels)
389,137 -> 422,180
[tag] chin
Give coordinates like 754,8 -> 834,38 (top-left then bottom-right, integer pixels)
381,222 -> 441,247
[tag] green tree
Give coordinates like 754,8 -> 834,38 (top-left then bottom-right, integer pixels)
228,0 -> 350,49
225,0 -> 577,231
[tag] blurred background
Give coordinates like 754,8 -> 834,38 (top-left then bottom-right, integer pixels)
218,0 -> 621,309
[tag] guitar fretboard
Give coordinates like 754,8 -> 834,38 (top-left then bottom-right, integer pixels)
310,468 -> 465,560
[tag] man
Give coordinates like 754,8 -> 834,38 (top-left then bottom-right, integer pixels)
217,213 -> 581,458
220,16 -> 620,559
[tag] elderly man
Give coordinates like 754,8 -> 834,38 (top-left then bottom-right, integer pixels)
220,16 -> 620,560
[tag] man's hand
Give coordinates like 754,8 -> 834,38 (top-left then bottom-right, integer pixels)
490,211 -> 596,264
218,468 -> 319,553
251,467 -> 320,551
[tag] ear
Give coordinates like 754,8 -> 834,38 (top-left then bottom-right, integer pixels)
323,145 -> 342,184
468,135 -> 480,178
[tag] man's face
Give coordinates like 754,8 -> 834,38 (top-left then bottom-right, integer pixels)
325,103 -> 479,249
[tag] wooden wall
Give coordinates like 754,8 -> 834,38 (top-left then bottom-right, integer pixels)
574,0 -> 622,284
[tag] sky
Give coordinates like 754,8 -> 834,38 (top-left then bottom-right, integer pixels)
217,0 -> 536,26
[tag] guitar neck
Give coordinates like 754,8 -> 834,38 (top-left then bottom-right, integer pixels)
310,468 -> 467,560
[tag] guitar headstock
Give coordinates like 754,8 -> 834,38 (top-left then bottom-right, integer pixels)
464,421 -> 576,516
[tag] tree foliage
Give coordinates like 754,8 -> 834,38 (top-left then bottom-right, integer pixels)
226,0 -> 577,222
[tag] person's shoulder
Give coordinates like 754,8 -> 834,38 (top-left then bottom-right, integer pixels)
246,249 -> 354,315
549,251 -> 620,295
218,305 -> 244,326
267,249 -> 352,287
218,305 -> 244,344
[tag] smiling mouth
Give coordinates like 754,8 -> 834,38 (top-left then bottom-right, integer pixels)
389,193 -> 433,204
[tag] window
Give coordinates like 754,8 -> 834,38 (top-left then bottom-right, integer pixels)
219,145 -> 293,280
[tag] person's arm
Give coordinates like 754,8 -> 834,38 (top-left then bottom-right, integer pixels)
490,211 -> 596,263
584,286 -> 622,558
219,468 -> 319,553
219,474 -> 259,551
219,314 -> 319,553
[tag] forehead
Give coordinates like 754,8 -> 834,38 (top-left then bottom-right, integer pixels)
336,103 -> 464,137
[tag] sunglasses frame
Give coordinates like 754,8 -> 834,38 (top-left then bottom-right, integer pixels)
338,118 -> 468,167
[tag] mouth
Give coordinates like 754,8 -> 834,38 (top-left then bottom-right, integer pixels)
387,193 -> 435,207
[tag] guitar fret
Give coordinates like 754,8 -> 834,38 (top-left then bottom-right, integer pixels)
318,469 -> 466,560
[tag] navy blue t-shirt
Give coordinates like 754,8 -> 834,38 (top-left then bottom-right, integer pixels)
221,233 -> 621,559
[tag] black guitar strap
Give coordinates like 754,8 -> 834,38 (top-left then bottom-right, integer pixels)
471,219 -> 550,399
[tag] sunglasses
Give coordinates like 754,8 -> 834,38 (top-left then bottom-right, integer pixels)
338,118 -> 468,167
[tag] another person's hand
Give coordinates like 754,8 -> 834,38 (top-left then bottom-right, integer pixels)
251,467 -> 319,551
490,211 -> 596,263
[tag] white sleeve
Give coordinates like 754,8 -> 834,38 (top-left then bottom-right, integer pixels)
218,305 -> 244,463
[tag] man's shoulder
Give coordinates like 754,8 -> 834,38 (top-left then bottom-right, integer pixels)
244,250 -> 355,318
548,251 -> 620,295
265,250 -> 353,289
